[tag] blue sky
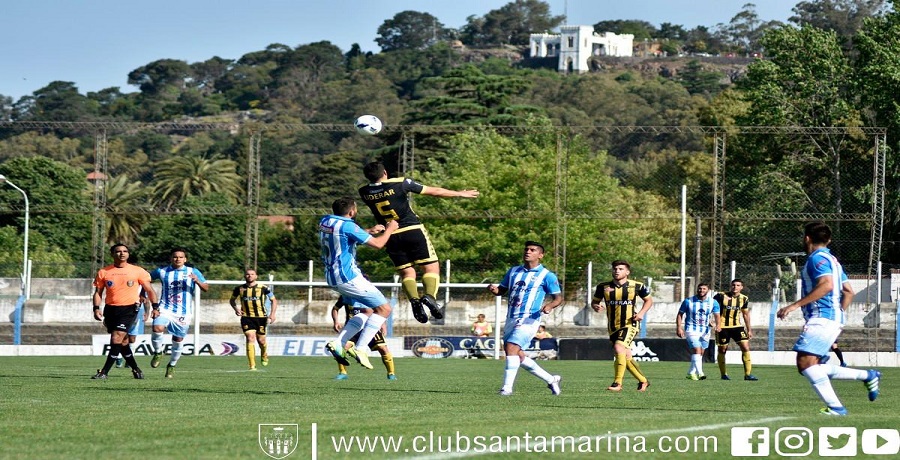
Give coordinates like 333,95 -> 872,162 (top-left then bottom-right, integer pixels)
1,1 -> 797,101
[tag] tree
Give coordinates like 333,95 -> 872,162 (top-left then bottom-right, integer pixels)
190,56 -> 234,95
152,155 -> 243,207
137,194 -> 245,268
105,174 -> 150,245
592,20 -> 656,40
855,0 -> 900,261
0,156 -> 93,269
790,0 -> 887,42
717,3 -> 783,54
412,123 -> 679,286
0,227 -> 76,278
733,24 -> 871,262
11,81 -> 99,123
461,0 -> 564,46
127,59 -> 192,95
678,60 -> 726,96
376,11 -> 451,52
406,65 -> 540,126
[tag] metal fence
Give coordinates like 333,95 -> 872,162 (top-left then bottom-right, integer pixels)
0,122 -> 887,305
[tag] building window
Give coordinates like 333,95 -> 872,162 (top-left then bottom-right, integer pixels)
567,37 -> 574,47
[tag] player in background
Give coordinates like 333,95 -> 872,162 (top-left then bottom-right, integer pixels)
592,260 -> 653,392
358,161 -> 479,324
320,197 -> 398,370
676,283 -> 721,380
148,248 -> 209,378
116,288 -> 150,369
713,279 -> 758,381
91,244 -> 159,380
488,241 -> 562,396
230,269 -> 277,370
330,296 -> 396,380
777,221 -> 881,415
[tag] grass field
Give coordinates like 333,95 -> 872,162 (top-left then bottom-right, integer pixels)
0,356 -> 896,459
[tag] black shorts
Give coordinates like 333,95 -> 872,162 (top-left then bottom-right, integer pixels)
716,327 -> 748,346
386,225 -> 438,270
241,316 -> 268,335
102,304 -> 140,334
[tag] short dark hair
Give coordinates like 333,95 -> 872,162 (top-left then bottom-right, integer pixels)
731,278 -> 743,285
804,221 -> 832,245
525,240 -> 545,252
611,259 -> 630,270
332,197 -> 356,215
170,247 -> 188,257
109,243 -> 129,254
363,162 -> 387,182
698,282 -> 710,290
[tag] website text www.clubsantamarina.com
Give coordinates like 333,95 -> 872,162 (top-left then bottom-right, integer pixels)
328,430 -> 718,455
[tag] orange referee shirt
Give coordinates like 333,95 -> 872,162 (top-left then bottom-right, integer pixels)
94,263 -> 152,306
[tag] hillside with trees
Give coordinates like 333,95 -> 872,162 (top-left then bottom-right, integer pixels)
0,0 -> 898,292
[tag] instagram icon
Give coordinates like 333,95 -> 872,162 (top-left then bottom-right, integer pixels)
775,427 -> 814,456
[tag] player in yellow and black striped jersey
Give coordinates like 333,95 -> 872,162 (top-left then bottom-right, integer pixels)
330,297 -> 396,380
712,279 -> 758,381
591,260 -> 653,392
229,269 -> 277,370
358,162 -> 479,325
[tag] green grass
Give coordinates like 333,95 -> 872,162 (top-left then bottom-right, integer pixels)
0,357 -> 896,459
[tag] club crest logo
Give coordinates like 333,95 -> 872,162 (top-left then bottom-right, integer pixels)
259,424 -> 298,459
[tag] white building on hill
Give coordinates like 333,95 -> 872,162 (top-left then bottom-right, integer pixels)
530,25 -> 634,73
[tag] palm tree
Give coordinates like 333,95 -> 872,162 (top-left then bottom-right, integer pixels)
152,155 -> 243,207
105,174 -> 149,245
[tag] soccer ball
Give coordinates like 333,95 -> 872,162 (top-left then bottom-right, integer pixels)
354,115 -> 383,135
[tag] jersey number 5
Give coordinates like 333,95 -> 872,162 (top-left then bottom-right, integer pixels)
375,201 -> 400,222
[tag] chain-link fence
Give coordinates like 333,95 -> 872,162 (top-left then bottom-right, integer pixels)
0,122 -> 887,303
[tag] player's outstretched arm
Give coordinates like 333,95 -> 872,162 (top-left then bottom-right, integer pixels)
422,186 -> 480,199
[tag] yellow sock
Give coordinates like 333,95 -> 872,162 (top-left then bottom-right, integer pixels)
401,277 -> 419,300
742,350 -> 752,376
718,351 -> 727,376
422,272 -> 440,298
337,363 -> 347,374
247,342 -> 256,368
381,353 -> 395,375
613,353 -> 627,384
626,359 -> 647,383
260,343 -> 268,359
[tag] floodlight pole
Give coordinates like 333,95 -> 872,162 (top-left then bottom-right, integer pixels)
0,174 -> 29,299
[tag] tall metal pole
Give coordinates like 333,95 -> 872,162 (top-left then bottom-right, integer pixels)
0,175 -> 29,298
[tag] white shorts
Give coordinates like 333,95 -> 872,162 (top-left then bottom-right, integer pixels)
503,317 -> 540,349
333,276 -> 387,310
685,330 -> 710,350
793,317 -> 842,358
152,309 -> 192,338
127,305 -> 146,336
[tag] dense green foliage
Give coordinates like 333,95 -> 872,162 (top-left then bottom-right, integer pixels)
0,0 -> 898,283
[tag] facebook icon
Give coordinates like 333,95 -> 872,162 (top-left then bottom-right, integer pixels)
732,427 -> 770,456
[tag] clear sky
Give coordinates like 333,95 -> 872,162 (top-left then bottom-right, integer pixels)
1,0 -> 798,101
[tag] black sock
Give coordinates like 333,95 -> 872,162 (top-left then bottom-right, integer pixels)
833,347 -> 845,365
103,344 -> 122,373
121,344 -> 140,370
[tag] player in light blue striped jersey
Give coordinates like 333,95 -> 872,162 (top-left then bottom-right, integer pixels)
488,241 -> 563,396
777,222 -> 881,416
320,198 -> 398,370
676,283 -> 720,380
148,248 -> 209,378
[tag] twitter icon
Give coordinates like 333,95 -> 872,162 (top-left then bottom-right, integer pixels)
819,427 -> 857,456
